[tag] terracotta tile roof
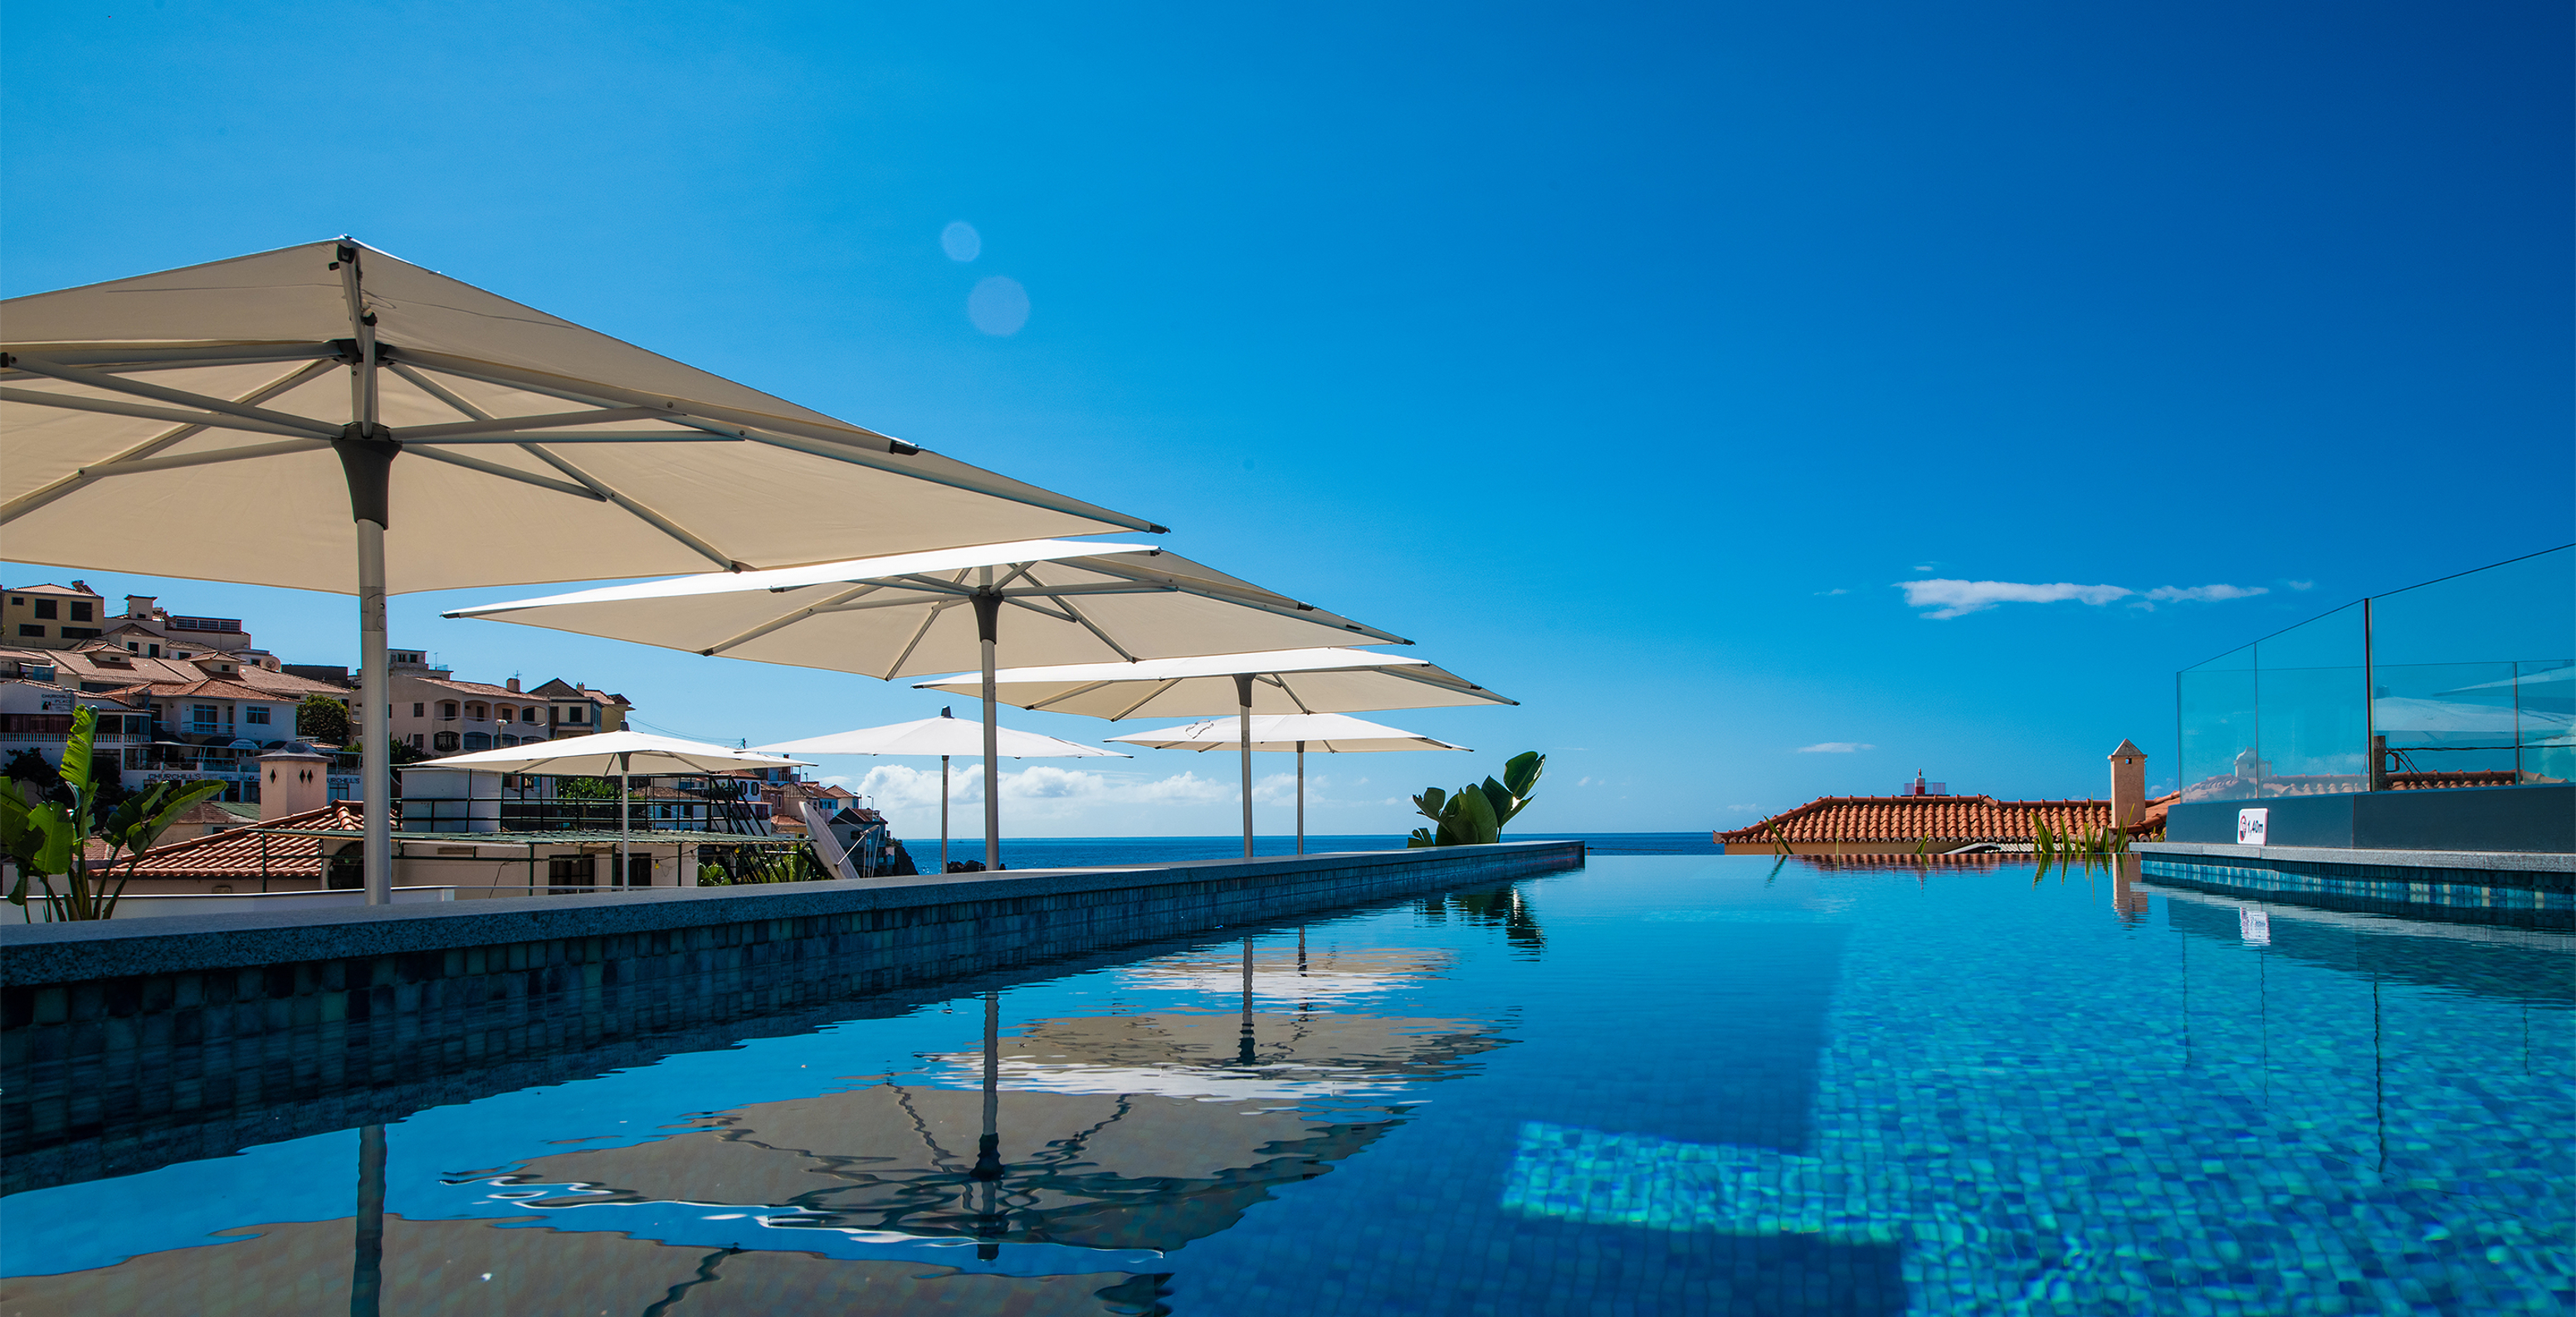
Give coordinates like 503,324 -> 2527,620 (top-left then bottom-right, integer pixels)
2388,770 -> 2522,790
101,802 -> 365,879
3,583 -> 99,597
97,676 -> 284,702
1716,792 -> 2183,845
419,676 -> 522,699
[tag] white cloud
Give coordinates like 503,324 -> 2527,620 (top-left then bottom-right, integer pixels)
2283,579 -> 2315,592
1896,579 -> 2130,619
1796,742 -> 1875,754
1724,803 -> 1761,812
1814,588 -> 1850,597
2140,583 -> 2269,603
1895,578 -> 2266,619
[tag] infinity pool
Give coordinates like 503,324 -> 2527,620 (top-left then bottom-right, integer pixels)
2,856 -> 2568,1315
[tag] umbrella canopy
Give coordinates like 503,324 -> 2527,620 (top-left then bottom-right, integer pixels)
1106,713 -> 1470,855
759,713 -> 1129,871
444,539 -> 1403,676
421,730 -> 809,776
2,239 -> 1159,904
756,715 -> 1129,759
1,240 -> 1157,592
1106,712 -> 1470,754
450,541 -> 1405,871
911,647 -> 1511,719
917,649 -> 1511,856
417,732 -> 810,890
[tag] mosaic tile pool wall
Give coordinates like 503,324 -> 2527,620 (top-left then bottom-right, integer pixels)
2140,854 -> 2572,929
1,843 -> 1579,1193
1,856 -> 2567,1315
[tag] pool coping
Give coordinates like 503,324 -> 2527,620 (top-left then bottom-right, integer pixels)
2134,841 -> 2574,872
0,841 -> 1585,987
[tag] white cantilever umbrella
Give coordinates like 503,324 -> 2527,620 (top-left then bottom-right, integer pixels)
449,542 -> 1404,871
1,239 -> 1159,904
915,649 -> 1512,857
1106,713 -> 1469,855
755,710 -> 1128,871
422,731 -> 811,891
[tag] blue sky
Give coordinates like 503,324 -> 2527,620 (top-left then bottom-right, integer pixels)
4,2 -> 2569,838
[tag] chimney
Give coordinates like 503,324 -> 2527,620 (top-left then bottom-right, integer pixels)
256,749 -> 333,821
506,677 -> 520,693
124,594 -> 157,619
2108,739 -> 2147,828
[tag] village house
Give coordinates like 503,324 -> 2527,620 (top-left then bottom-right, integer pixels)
378,651 -> 633,755
1714,744 -> 2180,856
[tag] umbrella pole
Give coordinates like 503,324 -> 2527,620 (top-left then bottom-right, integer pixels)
1296,742 -> 1305,856
1235,674 -> 1255,858
940,755 -> 950,872
339,244 -> 395,908
617,752 -> 631,889
974,593 -> 1003,871
355,521 -> 393,905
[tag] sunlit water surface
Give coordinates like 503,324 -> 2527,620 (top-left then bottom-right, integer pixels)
2,856 -> 2568,1315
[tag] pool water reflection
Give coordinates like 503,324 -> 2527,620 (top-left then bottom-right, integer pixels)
2,856 -> 2568,1315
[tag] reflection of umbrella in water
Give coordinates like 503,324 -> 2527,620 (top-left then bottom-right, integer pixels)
494,963 -> 1500,1254
2371,695 -> 2574,742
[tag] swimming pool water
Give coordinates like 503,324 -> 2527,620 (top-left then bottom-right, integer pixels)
2,856 -> 2568,1315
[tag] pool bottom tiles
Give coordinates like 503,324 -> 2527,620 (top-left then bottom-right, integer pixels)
1,856 -> 2568,1315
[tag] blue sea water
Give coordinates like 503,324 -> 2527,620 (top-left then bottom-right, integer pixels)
2,855 -> 2569,1315
940,831 -> 1719,870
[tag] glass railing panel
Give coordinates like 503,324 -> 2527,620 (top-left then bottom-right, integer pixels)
2251,602 -> 2366,797
2370,545 -> 2574,669
2178,652 -> 2259,802
2514,658 -> 2574,783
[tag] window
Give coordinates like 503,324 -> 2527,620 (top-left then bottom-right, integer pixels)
146,645 -> 159,658
59,627 -> 98,640
437,701 -> 458,720
68,602 -> 91,622
410,734 -> 426,749
188,705 -> 220,734
32,600 -> 56,620
463,732 -> 490,751
465,702 -> 487,720
432,730 -> 460,753
563,705 -> 586,724
245,706 -> 271,725
496,705 -> 514,723
524,706 -> 540,723
548,854 -> 597,889
16,625 -> 41,637
498,734 -> 520,747
126,642 -> 139,652
412,703 -> 425,718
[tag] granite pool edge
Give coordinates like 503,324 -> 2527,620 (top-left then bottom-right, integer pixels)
0,841 -> 1586,986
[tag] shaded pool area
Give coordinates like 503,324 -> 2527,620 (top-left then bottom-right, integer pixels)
1,856 -> 2568,1315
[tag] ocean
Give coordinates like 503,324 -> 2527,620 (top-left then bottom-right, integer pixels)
912,831 -> 1718,870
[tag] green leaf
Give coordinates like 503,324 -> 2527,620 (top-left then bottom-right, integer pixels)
1502,751 -> 1544,798
22,802 -> 76,876
129,781 -> 224,857
1406,828 -> 1436,848
1450,782 -> 1499,845
55,708 -> 94,793
1412,787 -> 1447,822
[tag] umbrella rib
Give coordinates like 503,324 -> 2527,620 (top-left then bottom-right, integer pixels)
0,386 -> 334,440
1049,593 -> 1139,661
77,438 -> 336,477
2,355 -> 345,437
0,359 -> 338,526
1021,679 -> 1119,712
511,442 -> 740,570
0,343 -> 343,372
880,595 -> 962,679
397,407 -> 663,442
1066,557 -> 1411,645
1271,672 -> 1320,715
403,445 -> 609,502
1105,679 -> 1183,721
382,348 -> 1168,533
